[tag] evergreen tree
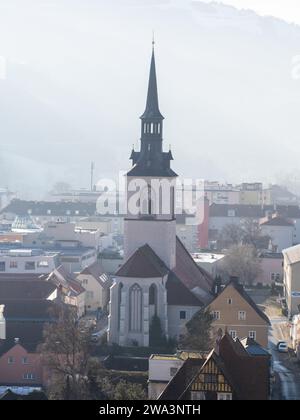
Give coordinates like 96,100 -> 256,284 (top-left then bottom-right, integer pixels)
149,315 -> 167,347
179,307 -> 213,351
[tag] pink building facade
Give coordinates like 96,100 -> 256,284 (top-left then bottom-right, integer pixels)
0,343 -> 44,386
257,254 -> 283,286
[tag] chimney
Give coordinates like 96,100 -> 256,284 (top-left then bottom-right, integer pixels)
0,305 -> 6,340
14,337 -> 19,344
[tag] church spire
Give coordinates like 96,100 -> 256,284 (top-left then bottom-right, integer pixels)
140,44 -> 164,120
127,41 -> 177,178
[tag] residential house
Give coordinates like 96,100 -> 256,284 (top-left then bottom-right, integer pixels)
260,215 -> 295,252
208,279 -> 270,347
148,350 -> 207,400
257,252 -> 283,286
207,204 -> 300,246
0,339 -> 44,389
157,333 -> 271,400
47,266 -> 86,317
76,261 -> 112,312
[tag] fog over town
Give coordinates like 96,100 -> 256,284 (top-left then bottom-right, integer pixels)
1,0 -> 300,197
2,0 -> 300,404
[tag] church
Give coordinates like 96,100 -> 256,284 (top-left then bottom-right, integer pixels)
108,44 -> 214,347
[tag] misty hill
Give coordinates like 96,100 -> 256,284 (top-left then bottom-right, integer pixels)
1,0 -> 300,197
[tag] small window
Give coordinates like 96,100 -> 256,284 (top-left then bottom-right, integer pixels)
8,356 -> 15,364
47,209 -> 51,215
25,261 -> 35,270
37,261 -> 49,268
249,331 -> 256,340
217,393 -> 232,400
170,367 -> 178,377
227,209 -> 235,217
23,373 -> 35,380
212,311 -> 220,320
9,261 -> 18,269
180,310 -> 186,320
0,262 -> 5,272
229,330 -> 237,339
204,374 -> 217,384
227,298 -> 232,305
191,391 -> 206,400
238,311 -> 246,321
22,357 -> 29,365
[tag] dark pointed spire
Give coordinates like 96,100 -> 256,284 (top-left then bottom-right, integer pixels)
140,43 -> 164,120
127,41 -> 177,178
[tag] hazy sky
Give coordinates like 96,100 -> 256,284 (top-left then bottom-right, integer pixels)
202,1 -> 300,25
1,0 -> 300,198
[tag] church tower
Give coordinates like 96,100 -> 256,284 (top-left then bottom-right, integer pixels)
108,44 -> 178,347
108,43 -> 211,348
124,43 -> 178,270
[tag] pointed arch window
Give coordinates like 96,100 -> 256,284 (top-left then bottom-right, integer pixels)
129,284 -> 143,332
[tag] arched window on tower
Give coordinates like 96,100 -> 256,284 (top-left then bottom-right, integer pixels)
129,284 -> 143,332
140,185 -> 156,216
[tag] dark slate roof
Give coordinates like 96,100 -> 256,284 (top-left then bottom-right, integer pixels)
259,252 -> 283,259
115,244 -> 169,278
209,203 -> 300,219
158,357 -> 205,400
0,280 -> 56,300
140,49 -> 164,120
0,199 -> 97,217
174,237 -> 214,294
127,162 -> 177,178
0,340 -> 39,357
2,300 -> 57,347
166,272 -> 202,306
2,299 -> 56,320
0,390 -> 47,400
116,238 -> 213,305
240,337 -> 270,356
260,216 -> 294,226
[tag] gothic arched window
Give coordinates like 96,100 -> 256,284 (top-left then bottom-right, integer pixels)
129,284 -> 143,332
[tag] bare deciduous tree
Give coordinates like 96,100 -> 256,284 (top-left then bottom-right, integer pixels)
220,244 -> 262,286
